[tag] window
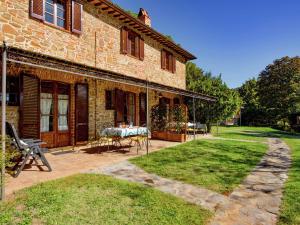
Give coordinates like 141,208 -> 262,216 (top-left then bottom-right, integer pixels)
173,97 -> 180,105
127,92 -> 136,125
0,76 -> 19,106
105,90 -> 115,110
40,82 -> 54,132
45,0 -> 66,28
30,0 -> 83,33
121,27 -> 144,60
57,84 -> 69,131
161,49 -> 176,73
128,31 -> 139,58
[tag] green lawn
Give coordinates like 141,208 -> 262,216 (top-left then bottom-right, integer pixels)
131,139 -> 267,194
211,126 -> 282,142
0,174 -> 211,225
278,136 -> 300,225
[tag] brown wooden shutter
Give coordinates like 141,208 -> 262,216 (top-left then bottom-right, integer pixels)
72,1 -> 83,34
115,89 -> 125,125
161,50 -> 166,69
20,74 -> 40,139
121,27 -> 128,54
75,83 -> 89,142
135,36 -> 140,58
139,93 -> 147,126
172,55 -> 176,73
139,38 -> 145,61
30,0 -> 44,20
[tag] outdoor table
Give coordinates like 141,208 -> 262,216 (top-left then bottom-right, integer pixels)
102,127 -> 149,138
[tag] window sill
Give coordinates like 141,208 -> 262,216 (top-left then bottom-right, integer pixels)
30,16 -> 79,36
162,68 -> 175,74
125,53 -> 142,61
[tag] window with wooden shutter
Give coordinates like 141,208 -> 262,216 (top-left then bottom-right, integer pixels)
31,0 -> 45,20
121,27 -> 144,60
121,27 -> 128,54
105,90 -> 115,110
161,50 -> 166,70
139,38 -> 144,60
161,49 -> 175,73
172,55 -> 177,73
71,0 -> 83,34
20,75 -> 40,139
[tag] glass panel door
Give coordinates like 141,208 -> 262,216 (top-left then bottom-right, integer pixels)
58,94 -> 69,131
41,82 -> 54,132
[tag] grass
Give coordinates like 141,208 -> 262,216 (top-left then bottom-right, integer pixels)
211,126 -> 281,142
0,174 -> 211,225
278,136 -> 300,225
131,139 -> 267,194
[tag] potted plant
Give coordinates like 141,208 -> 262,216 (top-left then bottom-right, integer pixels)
167,105 -> 187,142
151,103 -> 168,140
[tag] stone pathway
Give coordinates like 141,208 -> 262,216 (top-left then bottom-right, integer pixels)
210,138 -> 291,225
88,161 -> 229,211
88,138 -> 291,225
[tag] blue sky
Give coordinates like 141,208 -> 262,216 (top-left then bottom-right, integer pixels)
112,0 -> 300,88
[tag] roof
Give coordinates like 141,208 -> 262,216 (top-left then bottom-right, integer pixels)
3,46 -> 215,101
86,0 -> 197,61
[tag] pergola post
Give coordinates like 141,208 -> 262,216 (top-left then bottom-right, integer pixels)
193,97 -> 196,140
1,41 -> 7,201
146,80 -> 149,155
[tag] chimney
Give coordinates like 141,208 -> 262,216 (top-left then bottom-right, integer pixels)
138,8 -> 151,27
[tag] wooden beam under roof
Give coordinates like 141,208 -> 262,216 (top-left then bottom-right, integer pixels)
88,0 -> 197,60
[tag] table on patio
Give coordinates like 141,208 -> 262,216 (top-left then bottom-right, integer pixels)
101,127 -> 150,149
102,127 -> 149,138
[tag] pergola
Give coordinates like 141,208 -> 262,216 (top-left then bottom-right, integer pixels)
0,43 -> 216,200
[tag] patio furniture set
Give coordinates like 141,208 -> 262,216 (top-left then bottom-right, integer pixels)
96,123 -> 151,153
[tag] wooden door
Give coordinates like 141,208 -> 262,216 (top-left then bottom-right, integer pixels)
139,93 -> 147,126
40,82 -> 71,148
20,74 -> 40,139
75,83 -> 88,143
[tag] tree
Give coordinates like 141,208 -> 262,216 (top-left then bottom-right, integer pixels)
257,56 -> 300,126
186,62 -> 242,131
238,78 -> 263,125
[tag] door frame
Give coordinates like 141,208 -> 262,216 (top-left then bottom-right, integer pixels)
40,81 -> 71,147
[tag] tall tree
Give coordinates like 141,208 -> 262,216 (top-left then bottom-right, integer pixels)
238,78 -> 263,125
186,62 -> 242,131
257,56 -> 300,125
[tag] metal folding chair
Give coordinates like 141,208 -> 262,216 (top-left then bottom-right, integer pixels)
6,122 -> 52,177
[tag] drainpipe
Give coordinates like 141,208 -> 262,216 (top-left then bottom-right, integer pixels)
1,41 -> 7,201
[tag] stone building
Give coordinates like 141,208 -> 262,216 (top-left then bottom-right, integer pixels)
0,0 -> 213,148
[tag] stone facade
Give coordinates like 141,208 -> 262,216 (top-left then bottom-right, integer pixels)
0,0 -> 187,90
0,106 -> 19,132
4,65 -> 181,145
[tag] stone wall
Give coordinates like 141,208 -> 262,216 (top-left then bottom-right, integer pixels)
0,106 -> 19,133
0,0 -> 187,90
5,66 -> 181,144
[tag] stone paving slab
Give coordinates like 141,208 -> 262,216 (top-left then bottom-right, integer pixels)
210,138 -> 291,225
87,161 -> 229,212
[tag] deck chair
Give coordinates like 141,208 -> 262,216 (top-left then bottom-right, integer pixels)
6,122 -> 52,177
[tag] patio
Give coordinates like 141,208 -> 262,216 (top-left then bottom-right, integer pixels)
4,136 -> 207,198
